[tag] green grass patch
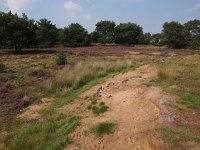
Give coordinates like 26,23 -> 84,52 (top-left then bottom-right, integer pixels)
152,54 -> 200,149
156,127 -> 200,149
5,115 -> 80,150
90,122 -> 117,137
85,91 -> 109,115
92,103 -> 109,115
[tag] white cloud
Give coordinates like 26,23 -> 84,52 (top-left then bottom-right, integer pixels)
83,14 -> 92,21
6,0 -> 34,13
186,3 -> 200,13
64,1 -> 82,12
0,0 -> 36,13
64,1 -> 92,21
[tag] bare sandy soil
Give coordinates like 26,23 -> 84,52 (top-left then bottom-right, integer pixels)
60,65 -> 175,150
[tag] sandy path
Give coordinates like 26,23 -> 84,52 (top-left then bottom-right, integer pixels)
60,65 -> 174,150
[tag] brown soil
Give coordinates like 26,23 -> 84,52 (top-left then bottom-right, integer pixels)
60,65 -> 175,150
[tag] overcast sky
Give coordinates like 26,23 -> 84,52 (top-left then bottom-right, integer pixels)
0,0 -> 200,33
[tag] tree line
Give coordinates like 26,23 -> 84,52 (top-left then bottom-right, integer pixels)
0,11 -> 200,52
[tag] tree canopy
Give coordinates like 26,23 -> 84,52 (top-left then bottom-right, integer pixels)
36,18 -> 59,47
184,19 -> 200,49
115,23 -> 143,46
162,21 -> 187,49
0,12 -> 37,52
62,23 -> 90,47
0,11 -> 200,51
95,21 -> 116,45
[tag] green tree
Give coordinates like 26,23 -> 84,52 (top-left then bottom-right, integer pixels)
184,19 -> 200,49
0,11 -> 37,52
115,23 -> 143,46
36,18 -> 58,47
62,23 -> 90,47
142,32 -> 152,45
90,31 -> 99,43
151,33 -> 162,45
57,28 -> 64,45
162,21 -> 187,49
95,20 -> 116,45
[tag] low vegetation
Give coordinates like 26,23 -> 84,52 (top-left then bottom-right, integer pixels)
0,62 -> 6,73
0,53 -> 156,150
56,51 -> 67,65
5,115 -> 80,150
85,91 -> 109,115
43,58 -> 139,94
91,102 -> 109,115
90,122 -> 117,137
152,54 -> 200,148
156,127 -> 200,149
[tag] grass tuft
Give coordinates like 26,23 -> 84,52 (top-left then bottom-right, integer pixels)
90,122 -> 117,137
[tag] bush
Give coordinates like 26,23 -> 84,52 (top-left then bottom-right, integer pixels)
56,51 -> 67,65
0,62 -> 6,73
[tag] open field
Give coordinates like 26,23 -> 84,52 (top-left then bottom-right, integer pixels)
0,46 -> 200,150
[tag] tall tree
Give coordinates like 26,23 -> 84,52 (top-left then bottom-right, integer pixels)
0,11 -> 37,52
162,21 -> 187,49
142,32 -> 152,45
95,20 -> 116,45
89,31 -> 99,43
36,19 -> 58,47
115,23 -> 143,46
184,19 -> 200,49
62,23 -> 90,47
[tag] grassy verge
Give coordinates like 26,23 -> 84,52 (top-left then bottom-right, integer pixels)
151,54 -> 200,148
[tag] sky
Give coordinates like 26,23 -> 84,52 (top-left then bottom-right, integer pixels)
0,0 -> 200,33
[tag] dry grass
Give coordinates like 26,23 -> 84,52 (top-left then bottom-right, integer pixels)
43,59 -> 135,92
158,68 -> 177,81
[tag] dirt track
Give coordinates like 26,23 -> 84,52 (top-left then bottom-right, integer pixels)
60,65 -> 174,150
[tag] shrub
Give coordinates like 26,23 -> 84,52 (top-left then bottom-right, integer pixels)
90,122 -> 117,137
0,62 -> 6,73
56,51 -> 67,65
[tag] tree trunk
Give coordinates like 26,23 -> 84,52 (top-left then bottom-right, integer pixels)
14,44 -> 22,54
